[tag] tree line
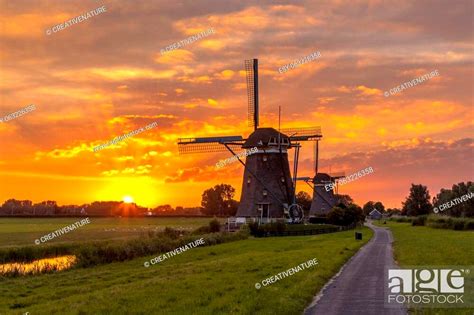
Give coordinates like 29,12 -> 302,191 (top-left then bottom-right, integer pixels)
1,181 -> 471,218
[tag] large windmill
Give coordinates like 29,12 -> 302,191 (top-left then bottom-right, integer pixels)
298,141 -> 345,216
177,59 -> 322,222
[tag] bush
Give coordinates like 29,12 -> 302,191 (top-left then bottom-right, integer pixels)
453,221 -> 465,230
412,215 -> 427,226
209,219 -> 221,232
389,216 -> 414,223
162,227 -> 182,239
425,215 -> 474,231
327,204 -> 364,226
248,222 -> 263,237
308,216 -> 328,224
465,221 -> 474,230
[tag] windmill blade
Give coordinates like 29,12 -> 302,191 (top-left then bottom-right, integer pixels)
330,172 -> 346,179
245,59 -> 259,130
281,126 -> 322,141
177,136 -> 244,154
314,140 -> 318,175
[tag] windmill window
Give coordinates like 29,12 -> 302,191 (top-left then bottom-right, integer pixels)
247,177 -> 251,185
263,155 -> 267,162
269,137 -> 277,145
281,177 -> 285,183
282,138 -> 289,145
263,190 -> 267,196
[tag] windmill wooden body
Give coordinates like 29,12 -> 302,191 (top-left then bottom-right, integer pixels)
298,141 -> 345,217
178,59 -> 321,222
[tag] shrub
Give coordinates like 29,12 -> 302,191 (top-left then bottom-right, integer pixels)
192,225 -> 211,235
425,215 -> 474,231
465,221 -> 474,230
327,204 -> 364,226
453,221 -> 465,230
162,227 -> 182,239
389,216 -> 414,223
412,216 -> 427,226
308,216 -> 328,224
209,219 -> 221,233
248,222 -> 263,237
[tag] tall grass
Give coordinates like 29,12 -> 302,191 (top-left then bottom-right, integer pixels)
0,222 -> 248,276
389,215 -> 474,230
426,215 -> 474,230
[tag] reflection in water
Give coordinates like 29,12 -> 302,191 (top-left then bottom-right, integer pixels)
0,255 -> 77,276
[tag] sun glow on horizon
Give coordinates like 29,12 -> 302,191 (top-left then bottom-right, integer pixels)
123,196 -> 134,204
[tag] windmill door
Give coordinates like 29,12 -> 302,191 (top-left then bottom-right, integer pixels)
258,203 -> 270,223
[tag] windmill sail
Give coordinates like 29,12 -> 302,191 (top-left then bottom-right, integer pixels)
177,136 -> 244,154
245,59 -> 259,130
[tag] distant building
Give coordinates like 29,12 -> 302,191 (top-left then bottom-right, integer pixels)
309,173 -> 338,217
369,209 -> 382,220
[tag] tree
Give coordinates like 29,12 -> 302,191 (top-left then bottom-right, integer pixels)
296,191 -> 312,216
433,182 -> 474,217
335,194 -> 354,207
374,201 -> 385,213
363,201 -> 375,215
201,184 -> 238,216
402,184 -> 432,216
1,199 -> 24,215
386,208 -> 402,216
154,204 -> 174,213
32,200 -> 57,216
327,204 -> 364,226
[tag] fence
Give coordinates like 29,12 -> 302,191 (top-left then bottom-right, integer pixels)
253,223 -> 356,237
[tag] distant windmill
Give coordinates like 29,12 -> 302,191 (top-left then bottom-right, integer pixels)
297,141 -> 345,217
177,59 -> 322,223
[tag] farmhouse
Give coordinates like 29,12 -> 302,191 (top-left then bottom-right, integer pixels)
368,209 -> 382,220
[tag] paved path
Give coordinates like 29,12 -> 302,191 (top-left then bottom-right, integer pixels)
304,221 -> 407,315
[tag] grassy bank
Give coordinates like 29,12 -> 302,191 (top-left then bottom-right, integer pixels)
0,217 -> 220,248
0,227 -> 372,315
374,221 -> 474,315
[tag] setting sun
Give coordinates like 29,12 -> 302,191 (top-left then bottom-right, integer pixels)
123,196 -> 134,204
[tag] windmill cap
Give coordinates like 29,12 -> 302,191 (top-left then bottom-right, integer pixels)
243,127 -> 290,148
313,173 -> 332,183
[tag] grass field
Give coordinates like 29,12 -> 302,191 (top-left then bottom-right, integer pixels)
0,227 -> 373,315
0,217 -> 221,248
373,221 -> 474,315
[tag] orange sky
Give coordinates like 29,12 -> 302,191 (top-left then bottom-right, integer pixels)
0,0 -> 473,209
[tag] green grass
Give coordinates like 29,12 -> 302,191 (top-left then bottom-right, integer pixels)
0,217 -> 220,248
285,224 -> 338,231
374,221 -> 474,315
0,227 -> 372,315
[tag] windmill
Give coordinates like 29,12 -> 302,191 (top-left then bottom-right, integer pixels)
177,59 -> 322,223
297,140 -> 345,217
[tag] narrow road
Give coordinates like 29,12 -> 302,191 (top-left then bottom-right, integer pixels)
304,221 -> 407,315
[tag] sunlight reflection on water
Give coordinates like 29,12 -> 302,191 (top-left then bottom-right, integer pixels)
0,255 -> 77,276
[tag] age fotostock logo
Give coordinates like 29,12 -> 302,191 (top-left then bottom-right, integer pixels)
387,268 -> 472,308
